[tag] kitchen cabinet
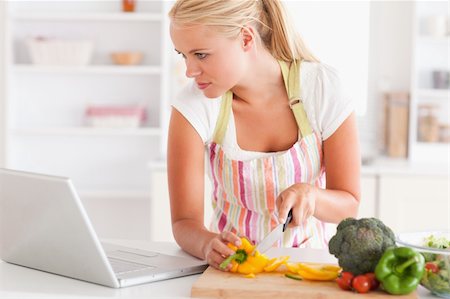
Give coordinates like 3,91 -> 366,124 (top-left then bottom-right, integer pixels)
408,1 -> 449,163
1,1 -> 172,240
378,174 -> 450,233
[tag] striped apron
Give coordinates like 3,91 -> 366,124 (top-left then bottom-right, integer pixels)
208,60 -> 328,248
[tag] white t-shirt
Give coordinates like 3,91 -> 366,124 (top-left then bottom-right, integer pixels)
171,61 -> 353,161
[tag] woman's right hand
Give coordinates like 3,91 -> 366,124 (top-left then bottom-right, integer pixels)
203,231 -> 242,271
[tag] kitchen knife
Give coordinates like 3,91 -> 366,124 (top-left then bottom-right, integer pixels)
253,209 -> 293,254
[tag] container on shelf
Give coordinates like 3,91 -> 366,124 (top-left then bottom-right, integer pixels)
432,70 -> 450,89
111,51 -> 143,66
122,0 -> 136,12
423,15 -> 448,37
85,104 -> 147,128
417,104 -> 440,142
439,123 -> 450,143
27,37 -> 94,66
383,92 -> 410,158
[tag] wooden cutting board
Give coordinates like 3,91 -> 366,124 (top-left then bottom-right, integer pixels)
191,267 -> 418,299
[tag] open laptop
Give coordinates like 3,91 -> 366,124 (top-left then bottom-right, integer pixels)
0,168 -> 208,288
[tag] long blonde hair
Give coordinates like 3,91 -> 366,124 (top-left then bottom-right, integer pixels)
169,0 -> 319,62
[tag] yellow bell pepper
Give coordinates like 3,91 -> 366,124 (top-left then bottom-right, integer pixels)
220,237 -> 270,275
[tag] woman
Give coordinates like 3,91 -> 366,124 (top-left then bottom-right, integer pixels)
167,0 -> 361,271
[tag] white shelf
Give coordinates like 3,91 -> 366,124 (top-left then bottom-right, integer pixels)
417,35 -> 450,44
11,12 -> 162,22
416,88 -> 450,99
12,65 -> 162,75
11,127 -> 162,136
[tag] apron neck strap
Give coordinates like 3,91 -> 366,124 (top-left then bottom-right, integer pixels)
279,60 -> 312,138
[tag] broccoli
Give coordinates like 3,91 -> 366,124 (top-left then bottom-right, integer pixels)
328,217 -> 396,275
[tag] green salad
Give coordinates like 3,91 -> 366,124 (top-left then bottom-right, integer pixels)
421,234 -> 450,294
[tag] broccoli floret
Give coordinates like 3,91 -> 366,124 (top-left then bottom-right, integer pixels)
328,217 -> 396,275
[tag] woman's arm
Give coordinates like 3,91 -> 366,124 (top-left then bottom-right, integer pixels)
277,112 -> 361,225
167,108 -> 239,266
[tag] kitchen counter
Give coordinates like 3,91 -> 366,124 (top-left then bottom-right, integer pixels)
0,240 -> 438,299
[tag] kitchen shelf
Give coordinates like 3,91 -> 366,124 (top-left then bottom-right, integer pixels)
415,88 -> 449,99
408,2 -> 449,163
417,35 -> 450,44
11,127 -> 162,136
12,65 -> 162,75
11,12 -> 162,22
2,1 -> 173,241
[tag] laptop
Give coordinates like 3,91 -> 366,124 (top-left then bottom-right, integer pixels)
0,168 -> 208,288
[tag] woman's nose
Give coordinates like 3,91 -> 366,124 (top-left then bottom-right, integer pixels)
185,59 -> 201,78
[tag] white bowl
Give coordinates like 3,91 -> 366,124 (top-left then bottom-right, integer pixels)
397,230 -> 450,298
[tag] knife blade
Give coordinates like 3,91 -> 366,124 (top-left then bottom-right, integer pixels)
253,209 -> 293,254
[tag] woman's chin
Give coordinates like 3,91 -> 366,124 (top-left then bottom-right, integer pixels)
201,88 -> 224,99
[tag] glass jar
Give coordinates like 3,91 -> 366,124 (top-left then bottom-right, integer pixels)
417,104 -> 439,142
439,123 -> 450,143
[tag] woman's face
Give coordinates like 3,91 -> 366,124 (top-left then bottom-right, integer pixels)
170,23 -> 248,98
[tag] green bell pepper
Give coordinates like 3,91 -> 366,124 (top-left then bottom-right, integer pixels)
375,247 -> 425,295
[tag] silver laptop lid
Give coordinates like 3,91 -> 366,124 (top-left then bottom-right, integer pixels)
0,168 -> 119,288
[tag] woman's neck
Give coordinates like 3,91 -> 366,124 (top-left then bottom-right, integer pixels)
230,51 -> 287,107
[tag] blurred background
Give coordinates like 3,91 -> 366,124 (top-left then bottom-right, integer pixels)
0,0 -> 448,242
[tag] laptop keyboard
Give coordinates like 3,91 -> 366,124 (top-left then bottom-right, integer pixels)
107,257 -> 156,275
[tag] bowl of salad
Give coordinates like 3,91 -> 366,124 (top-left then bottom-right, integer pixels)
396,230 -> 450,298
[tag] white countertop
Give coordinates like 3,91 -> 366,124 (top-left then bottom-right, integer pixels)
0,239 -> 438,299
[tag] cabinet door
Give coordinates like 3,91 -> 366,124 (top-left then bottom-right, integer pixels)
379,174 -> 449,233
358,174 -> 378,218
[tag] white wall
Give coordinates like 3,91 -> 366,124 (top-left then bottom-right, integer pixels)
283,1 -> 370,115
0,0 -> 6,167
362,1 -> 413,159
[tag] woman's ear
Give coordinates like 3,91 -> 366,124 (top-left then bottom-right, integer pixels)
240,26 -> 256,51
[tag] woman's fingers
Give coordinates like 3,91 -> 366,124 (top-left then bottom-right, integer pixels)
277,190 -> 295,223
277,183 -> 316,227
205,231 -> 241,271
220,231 -> 241,247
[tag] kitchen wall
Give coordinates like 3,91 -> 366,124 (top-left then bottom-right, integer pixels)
0,0 -> 6,167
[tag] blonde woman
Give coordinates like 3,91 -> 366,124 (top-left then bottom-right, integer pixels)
167,0 -> 360,270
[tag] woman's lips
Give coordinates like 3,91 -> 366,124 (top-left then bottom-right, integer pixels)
197,82 -> 211,90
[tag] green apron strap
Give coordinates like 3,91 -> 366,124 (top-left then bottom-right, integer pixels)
278,60 -> 313,138
212,90 -> 233,144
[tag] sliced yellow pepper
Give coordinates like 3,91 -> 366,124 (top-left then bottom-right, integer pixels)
264,256 -> 290,272
296,263 -> 340,281
298,268 -> 339,281
286,262 -> 301,273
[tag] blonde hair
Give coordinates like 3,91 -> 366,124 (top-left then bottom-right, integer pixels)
169,0 -> 319,62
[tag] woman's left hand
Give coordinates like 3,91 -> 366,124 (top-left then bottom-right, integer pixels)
276,183 -> 317,227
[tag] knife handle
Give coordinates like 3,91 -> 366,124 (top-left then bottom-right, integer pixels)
282,209 -> 293,232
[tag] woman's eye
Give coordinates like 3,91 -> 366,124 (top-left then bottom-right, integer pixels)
195,53 -> 207,59
175,50 -> 186,59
